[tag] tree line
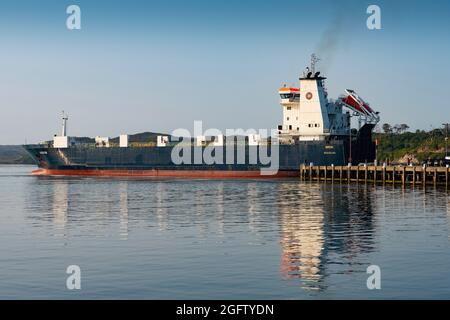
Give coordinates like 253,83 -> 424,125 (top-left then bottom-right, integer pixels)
381,123 -> 410,134
374,123 -> 448,162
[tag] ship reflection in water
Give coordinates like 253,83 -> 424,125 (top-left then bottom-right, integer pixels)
18,168 -> 450,299
278,183 -> 375,291
52,181 -> 69,238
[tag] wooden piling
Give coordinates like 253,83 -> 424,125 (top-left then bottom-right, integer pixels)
300,165 -> 449,188
423,167 -> 426,187
365,166 -> 368,184
402,166 -> 406,186
434,168 -> 437,188
446,167 -> 448,190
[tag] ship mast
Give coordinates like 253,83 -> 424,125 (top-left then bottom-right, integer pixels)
61,111 -> 68,137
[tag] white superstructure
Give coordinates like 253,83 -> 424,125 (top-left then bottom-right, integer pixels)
120,134 -> 129,147
53,111 -> 75,148
278,54 -> 379,144
95,136 -> 110,147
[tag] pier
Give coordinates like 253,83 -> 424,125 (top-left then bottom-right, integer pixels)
300,165 -> 450,189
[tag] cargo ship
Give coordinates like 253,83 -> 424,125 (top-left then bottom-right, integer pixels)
24,55 -> 380,178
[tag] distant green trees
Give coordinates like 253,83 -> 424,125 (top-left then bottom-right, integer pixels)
0,146 -> 34,164
375,123 -> 447,162
382,123 -> 410,134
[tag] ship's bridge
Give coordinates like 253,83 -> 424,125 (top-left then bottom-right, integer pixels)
279,86 -> 300,105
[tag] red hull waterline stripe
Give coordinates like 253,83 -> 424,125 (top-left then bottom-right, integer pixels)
31,169 -> 299,179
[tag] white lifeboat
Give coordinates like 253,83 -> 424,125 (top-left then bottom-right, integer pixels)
338,89 -> 380,124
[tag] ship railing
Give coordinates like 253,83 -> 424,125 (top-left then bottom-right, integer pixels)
43,140 -> 275,149
24,143 -> 51,149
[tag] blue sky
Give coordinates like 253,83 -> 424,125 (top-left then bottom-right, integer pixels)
0,0 -> 449,144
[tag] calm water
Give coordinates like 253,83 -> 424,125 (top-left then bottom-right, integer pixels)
0,165 -> 449,299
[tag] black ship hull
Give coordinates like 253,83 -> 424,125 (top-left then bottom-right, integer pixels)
24,130 -> 376,178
